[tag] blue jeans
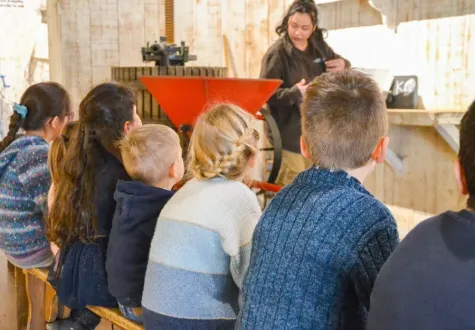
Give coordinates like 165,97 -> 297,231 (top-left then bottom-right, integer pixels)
118,304 -> 143,324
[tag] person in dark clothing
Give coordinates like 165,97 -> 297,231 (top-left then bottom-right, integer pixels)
106,124 -> 184,323
367,98 -> 475,330
261,0 -> 351,186
46,83 -> 142,330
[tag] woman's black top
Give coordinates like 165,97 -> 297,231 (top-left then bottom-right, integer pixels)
260,34 -> 350,153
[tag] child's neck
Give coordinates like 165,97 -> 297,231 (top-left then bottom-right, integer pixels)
152,178 -> 176,191
24,129 -> 51,142
344,161 -> 376,184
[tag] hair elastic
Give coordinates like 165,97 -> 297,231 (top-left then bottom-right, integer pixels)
13,103 -> 28,119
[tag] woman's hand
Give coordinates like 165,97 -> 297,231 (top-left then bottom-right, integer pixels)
295,79 -> 310,96
325,58 -> 346,72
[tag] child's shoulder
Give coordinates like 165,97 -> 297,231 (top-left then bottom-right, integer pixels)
178,178 -> 260,211
16,136 -> 49,157
354,191 -> 395,223
14,137 -> 49,171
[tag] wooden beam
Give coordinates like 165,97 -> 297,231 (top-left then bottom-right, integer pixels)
46,0 -> 63,83
388,109 -> 464,127
435,124 -> 460,153
385,148 -> 404,174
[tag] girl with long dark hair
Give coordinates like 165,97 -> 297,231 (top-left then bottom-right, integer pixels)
46,83 -> 142,330
262,0 -> 350,186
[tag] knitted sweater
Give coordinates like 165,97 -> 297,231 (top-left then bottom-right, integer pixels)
142,177 -> 262,329
0,136 -> 53,268
237,167 -> 399,330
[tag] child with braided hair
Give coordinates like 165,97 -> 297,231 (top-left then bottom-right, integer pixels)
142,103 -> 262,330
0,82 -> 72,269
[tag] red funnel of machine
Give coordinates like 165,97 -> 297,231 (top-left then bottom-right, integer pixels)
140,76 -> 282,128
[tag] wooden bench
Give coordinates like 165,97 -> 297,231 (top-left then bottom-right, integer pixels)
15,266 -> 144,330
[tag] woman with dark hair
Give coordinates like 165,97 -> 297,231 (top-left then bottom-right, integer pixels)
262,0 -> 350,186
0,82 -> 71,269
46,83 -> 142,330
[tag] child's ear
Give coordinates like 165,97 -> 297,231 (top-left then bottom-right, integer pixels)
123,121 -> 133,135
300,136 -> 311,160
50,116 -> 62,130
372,136 -> 390,164
169,162 -> 178,179
454,158 -> 469,195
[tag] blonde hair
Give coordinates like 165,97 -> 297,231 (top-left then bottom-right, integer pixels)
301,70 -> 388,169
48,122 -> 77,187
119,124 -> 181,185
188,103 -> 259,182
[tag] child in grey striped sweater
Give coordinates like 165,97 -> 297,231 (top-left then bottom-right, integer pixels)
142,103 -> 262,330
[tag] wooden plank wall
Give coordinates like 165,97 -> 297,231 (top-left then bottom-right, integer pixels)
173,0 -> 475,111
321,0 -> 475,111
49,0 -> 475,111
365,125 -> 467,215
47,0 -> 166,110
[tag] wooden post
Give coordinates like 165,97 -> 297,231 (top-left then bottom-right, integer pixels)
25,273 -> 46,330
15,267 -> 27,330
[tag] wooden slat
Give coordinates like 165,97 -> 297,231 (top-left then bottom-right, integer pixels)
173,0 -> 195,63
151,67 -> 160,120
135,68 -> 144,120
90,0 -> 119,86
194,0 -> 222,67
88,306 -> 143,330
44,284 -> 58,322
129,67 -> 138,83
245,0 -> 269,78
123,67 -> 130,83
118,0 -> 145,67
142,67 -> 152,120
15,267 -> 27,330
158,0 -> 167,36
175,66 -> 184,77
387,110 -> 465,126
59,0 -> 93,111
26,272 -> 46,330
144,0 -> 161,43
47,0 -> 64,84
435,126 -> 466,213
267,0 -> 286,45
167,67 -> 177,76
25,268 -> 144,330
221,0 -> 246,78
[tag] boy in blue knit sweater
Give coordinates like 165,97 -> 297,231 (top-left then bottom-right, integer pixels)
237,70 -> 399,330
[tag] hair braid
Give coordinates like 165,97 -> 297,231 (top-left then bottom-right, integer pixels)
0,112 -> 23,152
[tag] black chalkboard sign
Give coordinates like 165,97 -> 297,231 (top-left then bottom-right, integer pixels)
387,76 -> 418,109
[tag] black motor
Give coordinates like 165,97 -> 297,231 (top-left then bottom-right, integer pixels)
141,36 -> 197,67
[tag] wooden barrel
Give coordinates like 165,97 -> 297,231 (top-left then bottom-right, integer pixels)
111,66 -> 228,127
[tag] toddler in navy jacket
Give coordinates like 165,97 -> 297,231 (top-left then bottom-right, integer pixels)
106,124 -> 184,323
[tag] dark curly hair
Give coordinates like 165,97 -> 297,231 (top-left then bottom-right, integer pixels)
276,0 -> 327,40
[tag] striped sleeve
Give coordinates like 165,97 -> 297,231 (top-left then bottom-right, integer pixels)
351,220 -> 399,309
16,145 -> 51,213
229,211 -> 261,290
